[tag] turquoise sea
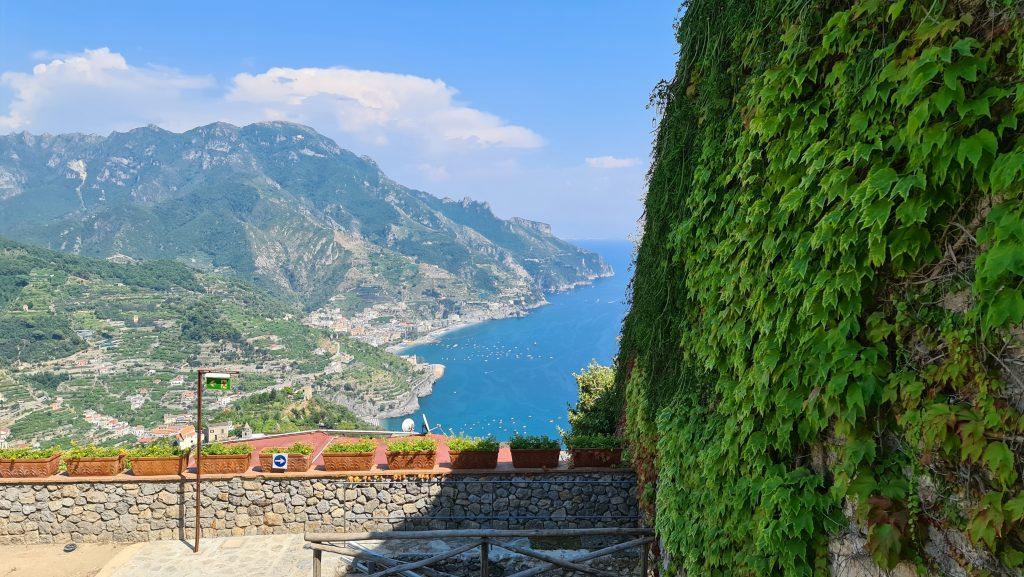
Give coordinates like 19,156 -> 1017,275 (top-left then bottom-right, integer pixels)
387,240 -> 633,439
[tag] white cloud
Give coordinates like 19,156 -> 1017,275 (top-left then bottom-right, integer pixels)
0,48 -> 542,154
585,155 -> 640,169
227,67 -> 542,150
0,48 -> 216,133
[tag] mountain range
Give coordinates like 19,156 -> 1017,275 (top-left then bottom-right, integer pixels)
0,122 -> 610,315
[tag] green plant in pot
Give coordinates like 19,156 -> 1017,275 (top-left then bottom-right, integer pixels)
259,442 -> 314,473
63,446 -> 127,477
198,442 -> 252,475
0,446 -> 62,478
447,435 -> 500,470
385,437 -> 437,470
127,441 -> 188,477
508,434 -> 561,469
564,434 -> 624,468
323,438 -> 377,472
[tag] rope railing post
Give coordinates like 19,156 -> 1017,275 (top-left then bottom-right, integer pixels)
479,538 -> 489,577
313,548 -> 322,577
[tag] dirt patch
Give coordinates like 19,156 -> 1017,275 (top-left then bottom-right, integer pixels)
0,543 -> 129,577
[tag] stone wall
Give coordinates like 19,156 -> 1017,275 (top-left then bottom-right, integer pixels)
0,472 -> 637,545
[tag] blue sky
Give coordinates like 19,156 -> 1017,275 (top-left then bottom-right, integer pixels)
0,1 -> 680,239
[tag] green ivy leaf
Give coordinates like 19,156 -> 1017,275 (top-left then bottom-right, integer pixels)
983,289 -> 1024,331
867,523 -> 903,569
868,167 -> 899,195
990,151 -> 1022,192
1006,494 -> 1024,522
984,441 -> 1019,487
957,135 -> 983,168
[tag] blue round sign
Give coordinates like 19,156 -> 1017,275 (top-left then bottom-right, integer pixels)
272,454 -> 288,469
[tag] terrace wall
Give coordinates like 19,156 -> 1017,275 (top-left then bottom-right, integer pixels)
0,471 -> 637,544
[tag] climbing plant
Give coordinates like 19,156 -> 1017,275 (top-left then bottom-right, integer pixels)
618,0 -> 1024,575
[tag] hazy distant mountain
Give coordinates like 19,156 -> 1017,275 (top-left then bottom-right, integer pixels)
0,122 -> 610,312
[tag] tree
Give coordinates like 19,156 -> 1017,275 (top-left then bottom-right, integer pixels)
567,361 -> 621,437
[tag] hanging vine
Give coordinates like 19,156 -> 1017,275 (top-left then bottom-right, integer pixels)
618,0 -> 1024,574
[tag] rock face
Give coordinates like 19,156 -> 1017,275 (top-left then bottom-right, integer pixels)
0,122 -> 610,311
0,472 -> 637,544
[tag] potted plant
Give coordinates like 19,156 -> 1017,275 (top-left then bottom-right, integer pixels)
0,447 -> 62,478
509,434 -> 561,469
385,437 -> 437,470
447,436 -> 499,470
199,443 -> 251,475
64,446 -> 127,477
127,442 -> 188,476
323,439 -> 377,472
259,442 -> 313,473
565,434 -> 623,468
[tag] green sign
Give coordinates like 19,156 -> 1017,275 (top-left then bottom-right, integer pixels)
205,375 -> 231,390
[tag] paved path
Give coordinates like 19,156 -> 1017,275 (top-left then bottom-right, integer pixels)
103,534 -> 346,577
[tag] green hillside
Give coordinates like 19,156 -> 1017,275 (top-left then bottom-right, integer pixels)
0,122 -> 610,314
619,1 -> 1024,575
0,237 -> 436,446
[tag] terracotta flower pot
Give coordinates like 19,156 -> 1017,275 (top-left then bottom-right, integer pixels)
323,452 -> 375,472
385,451 -> 436,470
198,453 -> 251,475
130,456 -> 187,476
570,448 -> 623,468
0,453 -> 61,478
259,453 -> 312,473
510,449 -> 560,469
448,450 -> 499,470
65,455 -> 125,477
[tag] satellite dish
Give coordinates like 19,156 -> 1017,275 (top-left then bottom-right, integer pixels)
401,418 -> 416,433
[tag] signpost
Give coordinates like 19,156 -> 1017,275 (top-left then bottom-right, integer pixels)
271,453 -> 288,470
194,369 -> 237,553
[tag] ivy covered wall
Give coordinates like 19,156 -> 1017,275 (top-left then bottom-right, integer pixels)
618,1 -> 1024,574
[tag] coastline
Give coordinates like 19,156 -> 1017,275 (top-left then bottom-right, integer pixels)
332,269 -> 619,423
387,270 -> 616,355
386,306 -> 533,354
380,268 -> 617,421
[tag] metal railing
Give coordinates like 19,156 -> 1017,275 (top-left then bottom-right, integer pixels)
305,527 -> 653,577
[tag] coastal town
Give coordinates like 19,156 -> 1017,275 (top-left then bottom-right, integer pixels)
305,292 -> 542,349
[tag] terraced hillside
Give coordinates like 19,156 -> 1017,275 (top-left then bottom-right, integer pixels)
0,238 -> 439,447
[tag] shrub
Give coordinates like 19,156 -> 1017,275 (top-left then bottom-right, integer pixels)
508,435 -> 559,451
567,361 -> 622,437
260,443 -> 313,455
564,434 -> 622,450
63,446 -> 126,460
0,447 -> 61,460
447,436 -> 499,452
386,437 -> 437,453
201,443 -> 250,456
326,439 -> 376,453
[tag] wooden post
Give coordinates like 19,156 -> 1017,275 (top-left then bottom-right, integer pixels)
313,548 -> 322,577
194,368 -> 205,553
640,542 -> 648,577
479,539 -> 489,577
